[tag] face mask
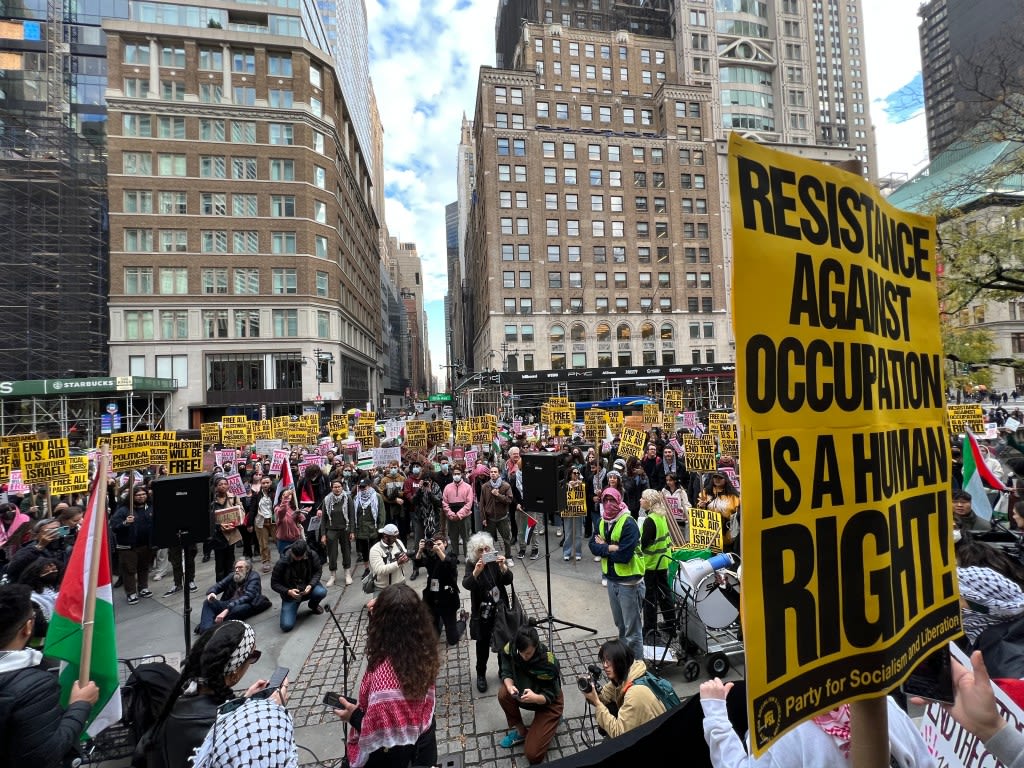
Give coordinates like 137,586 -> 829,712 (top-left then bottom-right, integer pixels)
343,471 -> 351,478
412,467 -> 421,476
453,475 -> 462,483
389,469 -> 398,477
441,463 -> 449,470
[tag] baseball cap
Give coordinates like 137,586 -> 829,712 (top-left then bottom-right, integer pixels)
378,523 -> 400,536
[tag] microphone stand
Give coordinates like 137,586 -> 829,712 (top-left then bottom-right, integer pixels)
324,604 -> 357,742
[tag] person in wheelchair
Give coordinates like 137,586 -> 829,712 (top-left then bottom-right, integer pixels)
580,639 -> 666,738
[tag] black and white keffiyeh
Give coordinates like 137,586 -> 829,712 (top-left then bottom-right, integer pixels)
190,698 -> 297,768
222,621 -> 257,676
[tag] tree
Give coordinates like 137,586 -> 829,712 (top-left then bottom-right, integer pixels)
941,320 -> 996,391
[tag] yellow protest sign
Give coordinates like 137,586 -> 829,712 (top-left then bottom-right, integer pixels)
718,423 -> 739,457
221,415 -> 247,426
946,404 -> 984,435
642,404 -> 661,427
684,506 -> 724,552
664,390 -> 684,415
617,426 -> 647,460
730,134 -> 956,753
607,411 -> 624,434
707,412 -> 730,437
454,420 -> 472,445
354,423 -> 378,448
0,446 -> 12,483
427,420 -> 451,445
358,411 -> 376,424
564,481 -> 587,517
222,426 -> 247,445
682,436 -> 717,472
200,423 -> 221,446
112,445 -> 151,472
19,437 -> 69,466
168,440 -> 204,474
404,420 -> 427,449
49,456 -> 89,495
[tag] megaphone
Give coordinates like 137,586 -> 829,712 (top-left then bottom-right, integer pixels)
678,552 -> 736,587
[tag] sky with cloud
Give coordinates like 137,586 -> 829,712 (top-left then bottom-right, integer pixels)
366,0 -> 930,387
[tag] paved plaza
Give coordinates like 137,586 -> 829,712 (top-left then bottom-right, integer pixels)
108,541 -> 745,767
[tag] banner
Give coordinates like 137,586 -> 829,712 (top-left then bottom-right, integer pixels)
730,133 -> 956,754
225,472 -> 246,497
405,420 -> 428,449
682,436 -> 717,472
947,404 -> 984,436
684,506 -> 723,552
269,449 -> 289,474
564,482 -> 587,517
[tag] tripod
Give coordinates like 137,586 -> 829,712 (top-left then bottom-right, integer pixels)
530,504 -> 596,647
176,531 -> 195,655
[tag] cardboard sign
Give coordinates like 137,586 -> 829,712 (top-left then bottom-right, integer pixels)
729,134 -> 955,754
684,506 -> 724,552
707,412 -> 730,437
718,423 -> 739,456
7,470 -> 28,494
946,404 -> 984,436
19,437 -> 69,466
682,436 -> 717,472
564,481 -> 588,517
225,472 -> 246,497
222,426 -> 247,446
385,420 -> 404,440
214,505 -> 244,528
618,426 -> 647,460
254,439 -> 283,456
643,404 -> 662,427
200,423 -> 221,446
427,420 -> 451,445
167,440 -> 203,474
372,447 -> 402,467
354,423 -> 378,448
112,446 -> 151,472
454,420 -> 472,445
269,449 -> 289,474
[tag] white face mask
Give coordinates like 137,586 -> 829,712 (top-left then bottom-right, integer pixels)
453,475 -> 462,483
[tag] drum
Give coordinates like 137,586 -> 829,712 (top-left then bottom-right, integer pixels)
672,557 -> 741,630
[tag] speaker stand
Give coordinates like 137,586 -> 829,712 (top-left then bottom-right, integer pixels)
178,531 -> 194,655
531,510 -> 596,647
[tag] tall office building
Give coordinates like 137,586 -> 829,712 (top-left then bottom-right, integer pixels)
103,0 -> 381,427
387,237 -> 431,397
0,1 -> 130,380
461,12 -> 732,409
918,0 -> 1024,159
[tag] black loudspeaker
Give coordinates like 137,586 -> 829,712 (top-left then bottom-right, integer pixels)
521,452 -> 566,513
151,473 -> 212,547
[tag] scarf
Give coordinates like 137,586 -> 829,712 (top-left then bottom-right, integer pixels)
489,478 -> 502,489
324,491 -> 347,525
358,489 -> 379,522
601,502 -> 625,523
192,698 -> 297,768
346,657 -> 435,768
0,511 -> 29,548
221,621 -> 257,676
812,704 -> 851,758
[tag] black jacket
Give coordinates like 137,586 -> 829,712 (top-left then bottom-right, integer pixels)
206,569 -> 263,609
270,548 -> 323,596
111,502 -> 154,548
152,693 -> 220,768
414,548 -> 459,611
0,662 -> 92,768
462,561 -> 513,620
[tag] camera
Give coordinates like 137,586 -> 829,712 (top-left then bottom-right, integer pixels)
482,550 -> 498,564
577,664 -> 603,694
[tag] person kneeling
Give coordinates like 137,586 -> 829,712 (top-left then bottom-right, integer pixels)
582,639 -> 666,738
497,626 -> 564,765
198,558 -> 271,633
270,539 -> 327,632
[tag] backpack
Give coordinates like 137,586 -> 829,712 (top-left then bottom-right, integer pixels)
121,661 -> 179,764
625,671 -> 681,711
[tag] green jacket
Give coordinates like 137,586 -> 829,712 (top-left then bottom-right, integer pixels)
498,641 -> 562,706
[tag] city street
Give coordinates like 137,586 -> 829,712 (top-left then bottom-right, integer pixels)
110,539 -> 740,766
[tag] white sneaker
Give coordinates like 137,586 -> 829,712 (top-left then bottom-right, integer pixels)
507,559 -> 515,568
594,556 -> 601,562
326,573 -> 336,588
601,577 -> 607,587
575,555 -> 582,561
345,571 -> 353,585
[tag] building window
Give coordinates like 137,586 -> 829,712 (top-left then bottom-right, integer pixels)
270,159 -> 295,181
202,268 -> 228,294
233,231 -> 259,253
272,309 -> 298,337
504,298 -> 516,315
235,309 -> 260,338
160,267 -> 187,294
122,114 -> 151,137
269,123 -> 294,145
270,195 -> 296,217
158,116 -> 185,139
317,310 -> 330,339
124,266 -> 153,295
232,157 -> 257,180
272,268 -> 298,294
232,121 -> 256,143
160,310 -> 189,339
123,190 -> 153,213
271,232 -> 297,254
201,192 -> 227,215
316,271 -> 329,297
234,268 -> 259,294
125,310 -> 154,341
128,355 -> 145,376
159,230 -> 188,252
200,230 -> 227,253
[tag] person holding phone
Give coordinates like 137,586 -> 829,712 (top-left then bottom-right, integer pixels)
463,532 -> 513,693
332,584 -> 440,768
140,621 -> 278,768
496,626 -> 563,764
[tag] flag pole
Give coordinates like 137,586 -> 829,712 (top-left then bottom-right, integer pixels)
79,446 -> 109,687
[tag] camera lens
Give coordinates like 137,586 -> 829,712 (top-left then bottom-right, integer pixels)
577,675 -> 592,693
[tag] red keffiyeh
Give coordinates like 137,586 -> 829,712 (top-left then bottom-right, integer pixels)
812,704 -> 852,758
346,657 -> 435,768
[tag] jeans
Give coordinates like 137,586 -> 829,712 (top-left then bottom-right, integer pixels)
199,598 -> 261,632
279,583 -> 328,632
561,516 -> 584,558
607,578 -> 646,660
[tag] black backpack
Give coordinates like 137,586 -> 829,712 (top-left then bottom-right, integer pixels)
120,661 -> 179,763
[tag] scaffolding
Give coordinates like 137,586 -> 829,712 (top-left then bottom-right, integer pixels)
0,112 -> 109,380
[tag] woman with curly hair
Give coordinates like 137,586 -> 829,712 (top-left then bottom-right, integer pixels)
140,621 -> 278,768
334,583 -> 440,768
696,470 -> 741,552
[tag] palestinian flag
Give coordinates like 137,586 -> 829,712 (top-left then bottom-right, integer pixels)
523,512 -> 538,545
44,461 -> 121,738
963,429 -> 1008,521
356,450 -> 374,471
274,456 -> 294,506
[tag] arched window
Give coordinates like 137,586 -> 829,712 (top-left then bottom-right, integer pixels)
571,323 -> 586,341
549,324 -> 565,343
596,321 -> 611,341
616,323 -> 631,341
641,321 -> 655,340
660,322 -> 674,341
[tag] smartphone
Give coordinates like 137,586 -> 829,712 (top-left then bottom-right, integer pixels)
54,526 -> 71,538
323,692 -> 350,709
251,666 -> 289,700
901,647 -> 954,704
482,550 -> 498,564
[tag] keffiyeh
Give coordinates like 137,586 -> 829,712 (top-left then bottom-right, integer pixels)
222,621 -> 256,676
190,698 -> 297,768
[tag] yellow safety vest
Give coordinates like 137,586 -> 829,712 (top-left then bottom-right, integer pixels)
601,514 -> 645,578
642,513 -> 671,572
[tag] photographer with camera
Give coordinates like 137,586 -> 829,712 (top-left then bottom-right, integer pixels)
579,639 -> 667,739
463,532 -> 513,692
497,626 -> 563,764
413,535 -> 465,645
